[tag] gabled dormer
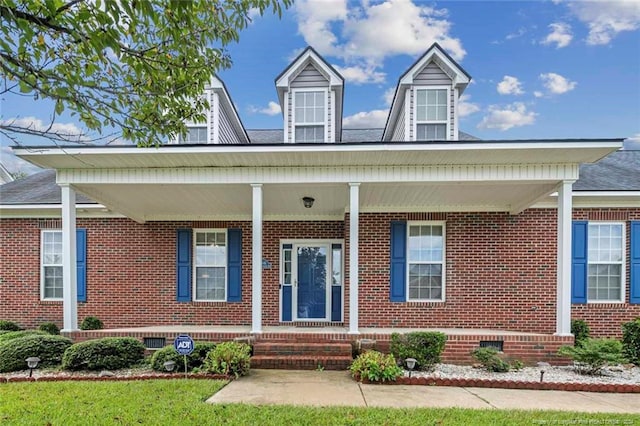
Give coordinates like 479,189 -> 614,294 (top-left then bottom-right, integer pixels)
172,75 -> 249,144
382,43 -> 471,142
275,47 -> 344,143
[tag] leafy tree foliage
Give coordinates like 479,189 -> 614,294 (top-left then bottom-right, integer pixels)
0,0 -> 291,146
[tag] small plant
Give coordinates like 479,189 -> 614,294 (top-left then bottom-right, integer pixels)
0,334 -> 72,373
571,319 -> 590,347
0,320 -> 21,331
62,337 -> 145,371
390,331 -> 447,371
203,341 -> 251,377
622,317 -> 640,366
150,342 -> 216,372
316,363 -> 325,372
39,322 -> 60,335
558,338 -> 626,375
80,316 -> 104,330
471,347 -> 511,372
350,350 -> 403,382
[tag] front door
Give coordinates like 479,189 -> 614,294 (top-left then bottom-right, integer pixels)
294,245 -> 329,320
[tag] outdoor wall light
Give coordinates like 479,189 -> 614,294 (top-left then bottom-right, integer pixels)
405,358 -> 417,378
302,196 -> 315,208
163,360 -> 176,372
26,357 -> 40,377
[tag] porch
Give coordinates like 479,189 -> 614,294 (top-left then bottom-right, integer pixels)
62,325 -> 574,366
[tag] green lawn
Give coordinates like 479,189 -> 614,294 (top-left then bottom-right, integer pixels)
0,380 -> 638,425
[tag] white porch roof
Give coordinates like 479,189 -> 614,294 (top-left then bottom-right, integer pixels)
14,140 -> 622,222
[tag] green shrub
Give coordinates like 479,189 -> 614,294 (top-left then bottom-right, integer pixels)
203,341 -> 251,377
389,331 -> 446,370
80,316 -> 104,330
0,334 -> 72,372
0,330 -> 47,344
558,338 -> 626,375
622,317 -> 640,366
350,350 -> 403,382
39,322 -> 60,335
470,347 -> 512,372
0,320 -> 21,331
571,319 -> 590,347
150,342 -> 216,372
61,337 -> 145,371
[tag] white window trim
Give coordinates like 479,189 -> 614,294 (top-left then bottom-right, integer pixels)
41,229 -> 63,301
291,87 -> 329,143
192,228 -> 227,302
587,221 -> 626,304
406,221 -> 446,302
413,85 -> 451,141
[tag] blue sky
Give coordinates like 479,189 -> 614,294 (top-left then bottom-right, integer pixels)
2,0 -> 639,174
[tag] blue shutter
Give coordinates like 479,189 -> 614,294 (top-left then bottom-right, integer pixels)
631,221 -> 640,304
571,221 -> 588,304
176,229 -> 192,302
390,221 -> 407,302
76,229 -> 87,302
227,229 -> 242,302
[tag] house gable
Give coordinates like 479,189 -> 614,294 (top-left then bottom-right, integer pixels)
275,47 -> 344,143
383,43 -> 471,142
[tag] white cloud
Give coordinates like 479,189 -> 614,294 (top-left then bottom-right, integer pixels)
478,102 -> 537,131
542,22 -> 573,48
458,94 -> 480,117
343,109 -> 389,129
383,87 -> 396,106
248,101 -> 282,116
332,64 -> 385,84
0,116 -> 86,140
0,145 -> 41,175
539,72 -> 577,94
533,91 -> 544,98
497,75 -> 524,95
506,27 -> 527,40
567,1 -> 640,45
294,0 -> 465,81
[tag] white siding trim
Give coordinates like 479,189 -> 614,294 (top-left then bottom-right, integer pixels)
283,91 -> 289,143
330,90 -> 336,143
404,88 -> 411,141
453,87 -> 459,141
211,91 -> 219,144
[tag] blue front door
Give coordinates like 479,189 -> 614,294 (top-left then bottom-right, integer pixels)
296,245 -> 328,320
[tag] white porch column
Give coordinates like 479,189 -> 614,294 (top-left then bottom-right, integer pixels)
251,184 -> 263,334
61,184 -> 78,332
348,183 -> 360,334
556,180 -> 574,336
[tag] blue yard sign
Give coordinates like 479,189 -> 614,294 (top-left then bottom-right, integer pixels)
174,334 -> 194,356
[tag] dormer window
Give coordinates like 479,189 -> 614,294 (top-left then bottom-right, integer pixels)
294,90 -> 326,143
177,126 -> 208,144
415,88 -> 448,141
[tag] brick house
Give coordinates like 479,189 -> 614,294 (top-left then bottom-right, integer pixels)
2,44 -> 639,365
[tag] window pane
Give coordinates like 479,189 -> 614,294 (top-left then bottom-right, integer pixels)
436,105 -> 447,121
44,266 -> 63,299
332,246 -> 342,286
416,105 -> 426,121
295,126 -> 324,143
196,267 -> 225,300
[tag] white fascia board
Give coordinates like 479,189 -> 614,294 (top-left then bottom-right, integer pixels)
276,50 -> 342,88
0,204 -> 124,218
532,191 -> 640,208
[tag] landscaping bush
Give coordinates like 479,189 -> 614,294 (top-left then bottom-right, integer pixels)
62,337 -> 145,371
150,342 -> 216,372
558,338 -> 626,375
39,322 -> 60,335
80,316 -> 104,330
470,347 -> 513,372
622,317 -> 640,366
389,331 -> 447,370
349,350 -> 403,383
0,334 -> 72,372
0,330 -> 47,344
571,319 -> 590,347
0,320 -> 21,331
203,341 -> 251,377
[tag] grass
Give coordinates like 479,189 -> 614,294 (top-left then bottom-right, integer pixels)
0,380 -> 638,425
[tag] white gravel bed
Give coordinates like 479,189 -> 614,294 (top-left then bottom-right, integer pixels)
405,364 -> 640,385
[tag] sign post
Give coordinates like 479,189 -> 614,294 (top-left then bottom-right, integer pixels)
173,334 -> 195,379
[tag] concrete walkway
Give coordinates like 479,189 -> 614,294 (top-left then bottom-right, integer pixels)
206,369 -> 640,414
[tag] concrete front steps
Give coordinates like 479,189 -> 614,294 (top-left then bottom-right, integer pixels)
251,341 -> 354,370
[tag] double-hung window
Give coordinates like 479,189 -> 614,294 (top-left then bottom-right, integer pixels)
178,126 -> 208,144
294,90 -> 325,143
415,88 -> 448,141
587,223 -> 624,302
41,230 -> 63,300
194,230 -> 226,301
407,223 -> 445,301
